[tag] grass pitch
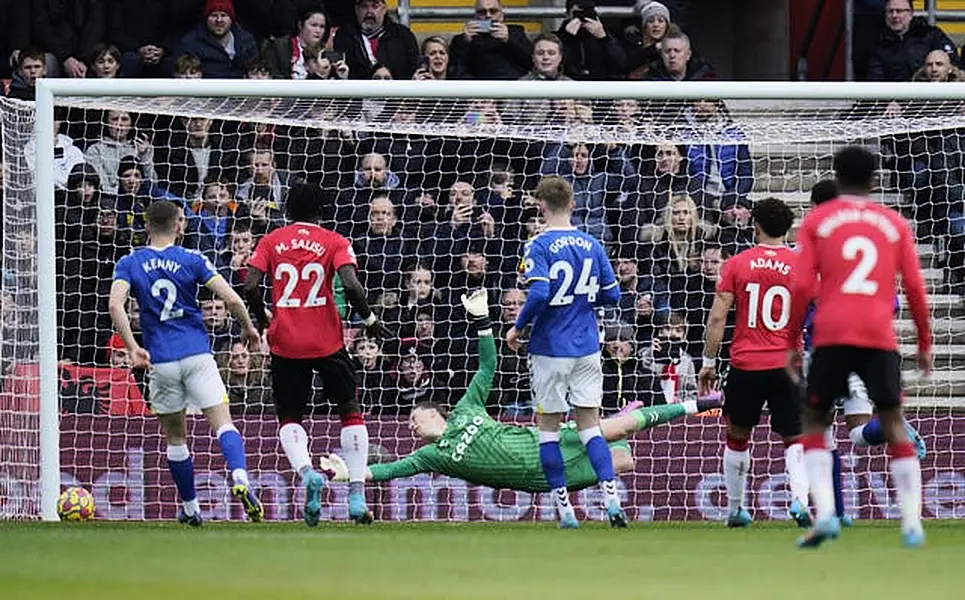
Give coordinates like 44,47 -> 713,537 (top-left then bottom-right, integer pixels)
1,520 -> 963,600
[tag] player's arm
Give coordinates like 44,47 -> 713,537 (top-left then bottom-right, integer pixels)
207,273 -> 260,343
323,446 -> 437,482
787,222 -> 818,350
108,277 -> 151,368
698,290 -> 734,396
337,263 -> 390,339
508,240 -> 550,350
899,222 -> 933,375
595,243 -> 621,306
457,289 -> 497,410
243,241 -> 271,332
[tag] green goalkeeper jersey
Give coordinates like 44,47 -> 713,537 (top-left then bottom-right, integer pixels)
368,334 -> 607,493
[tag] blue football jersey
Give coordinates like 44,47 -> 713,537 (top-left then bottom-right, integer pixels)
113,245 -> 219,364
520,228 -> 618,357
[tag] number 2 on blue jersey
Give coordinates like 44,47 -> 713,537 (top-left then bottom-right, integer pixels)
549,258 -> 599,306
151,278 -> 184,322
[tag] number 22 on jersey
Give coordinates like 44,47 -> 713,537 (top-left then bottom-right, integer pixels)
274,262 -> 327,308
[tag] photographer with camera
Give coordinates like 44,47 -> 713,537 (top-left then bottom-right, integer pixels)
449,0 -> 533,80
557,0 -> 627,80
639,311 -> 698,404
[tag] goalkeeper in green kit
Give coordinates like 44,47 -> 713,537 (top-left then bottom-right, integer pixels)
320,289 -> 720,494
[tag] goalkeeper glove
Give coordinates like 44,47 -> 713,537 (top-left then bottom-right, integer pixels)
318,453 -> 349,483
461,289 -> 491,331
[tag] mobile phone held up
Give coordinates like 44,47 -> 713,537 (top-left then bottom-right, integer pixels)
322,51 -> 345,64
474,18 -> 493,34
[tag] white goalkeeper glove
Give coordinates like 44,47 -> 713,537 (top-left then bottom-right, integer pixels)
461,288 -> 489,317
318,453 -> 349,483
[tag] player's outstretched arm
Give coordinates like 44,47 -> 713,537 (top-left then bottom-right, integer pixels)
337,264 -> 391,339
899,223 -> 933,376
699,290 -> 734,396
459,289 -> 497,409
107,279 -> 151,368
207,274 -> 260,344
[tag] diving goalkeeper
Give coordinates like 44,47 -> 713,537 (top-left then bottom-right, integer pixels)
320,289 -> 720,494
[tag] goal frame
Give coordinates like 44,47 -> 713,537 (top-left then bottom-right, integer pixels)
33,78 -> 965,521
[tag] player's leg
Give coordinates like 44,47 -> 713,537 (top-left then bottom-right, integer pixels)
271,355 -> 325,527
599,398 -> 721,442
319,349 -> 373,524
769,369 -> 811,528
570,353 -> 627,528
721,368 -> 763,528
844,373 -> 926,460
857,350 -> 924,546
797,347 -> 851,548
186,354 -> 263,522
150,361 -> 201,526
531,354 -> 578,528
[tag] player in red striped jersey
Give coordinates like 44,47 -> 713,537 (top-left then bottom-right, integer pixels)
699,197 -> 811,529
787,146 -> 933,548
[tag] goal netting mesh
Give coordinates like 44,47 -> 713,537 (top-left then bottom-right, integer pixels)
2,92 -> 964,521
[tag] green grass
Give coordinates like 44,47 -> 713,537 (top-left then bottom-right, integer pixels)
1,520 -> 964,600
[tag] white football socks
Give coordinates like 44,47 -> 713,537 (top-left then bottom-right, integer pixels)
279,423 -> 313,481
803,448 -> 835,523
890,456 -> 923,534
340,423 -> 369,491
784,443 -> 809,507
723,446 -> 750,513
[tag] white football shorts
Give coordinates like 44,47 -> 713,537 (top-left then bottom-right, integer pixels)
149,353 -> 228,415
530,353 -> 603,414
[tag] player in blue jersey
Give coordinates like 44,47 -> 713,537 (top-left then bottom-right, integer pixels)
805,180 -> 926,526
109,201 -> 264,526
506,176 -> 626,529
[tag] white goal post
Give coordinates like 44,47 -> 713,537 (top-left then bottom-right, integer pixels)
27,79 -> 965,522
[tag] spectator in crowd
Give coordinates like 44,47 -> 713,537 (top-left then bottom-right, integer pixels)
380,262 -> 443,327
335,0 -> 419,80
352,335 -> 389,410
505,34 -> 571,124
200,293 -> 236,352
0,0 -> 31,79
304,44 -> 351,80
683,100 -> 754,215
448,0 -> 534,80
113,156 -> 197,248
351,193 -> 419,293
383,341 -> 446,414
610,245 -> 670,328
245,57 -> 272,79
25,110 -> 85,191
865,0 -> 958,82
426,181 -> 497,278
445,239 -> 500,311
717,196 -> 755,256
644,194 -> 715,296
217,219 -> 256,288
156,116 -> 239,201
178,0 -> 259,79
84,111 -> 157,194
678,243 -> 727,358
557,0 -> 626,80
173,53 -> 204,79
262,4 -> 331,79
87,44 -> 122,79
334,152 -> 403,230
33,0 -> 106,78
236,146 -> 303,232
621,143 -> 700,248
638,311 -> 698,404
625,0 -> 671,79
644,27 -> 716,82
192,177 -> 245,261
217,340 -> 272,414
491,287 -> 530,414
108,0 -> 202,77
601,321 -> 652,412
7,48 -> 47,101
540,142 -> 634,242
414,36 -> 450,80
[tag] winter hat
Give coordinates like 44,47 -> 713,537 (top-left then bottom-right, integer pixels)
204,0 -> 237,21
638,1 -> 670,23
67,162 -> 100,191
117,155 -> 144,180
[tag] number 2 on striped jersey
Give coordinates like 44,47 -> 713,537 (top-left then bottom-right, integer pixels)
840,235 -> 879,296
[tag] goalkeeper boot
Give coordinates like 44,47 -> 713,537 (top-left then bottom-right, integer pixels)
903,420 -> 927,461
303,470 -> 325,528
232,484 -> 264,523
797,517 -> 841,549
789,499 -> 812,529
725,508 -> 752,528
616,400 -> 644,417
606,501 -> 629,529
349,492 -> 374,525
902,527 -> 926,549
177,509 -> 203,528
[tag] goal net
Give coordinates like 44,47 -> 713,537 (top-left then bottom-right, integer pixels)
3,81 -> 964,521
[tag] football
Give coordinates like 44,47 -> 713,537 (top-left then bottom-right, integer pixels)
57,487 -> 95,521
